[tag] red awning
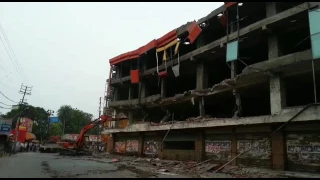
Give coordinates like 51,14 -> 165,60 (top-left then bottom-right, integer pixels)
187,22 -> 202,44
109,30 -> 177,65
224,2 -> 237,8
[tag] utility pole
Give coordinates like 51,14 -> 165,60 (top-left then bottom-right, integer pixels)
15,84 -> 32,144
98,97 -> 101,138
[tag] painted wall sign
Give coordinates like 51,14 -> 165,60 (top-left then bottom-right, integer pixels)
115,141 -> 126,154
237,140 -> 271,159
205,140 -> 231,154
125,140 -> 138,152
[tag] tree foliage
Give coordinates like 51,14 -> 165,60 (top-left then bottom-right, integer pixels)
49,123 -> 63,136
57,105 -> 95,135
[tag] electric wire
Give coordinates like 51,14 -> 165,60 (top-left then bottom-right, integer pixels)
0,25 -> 28,81
0,90 -> 18,104
0,34 -> 24,81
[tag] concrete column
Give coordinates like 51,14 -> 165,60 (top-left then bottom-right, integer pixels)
199,97 -> 206,117
270,77 -> 286,114
128,112 -> 134,125
229,22 -> 242,118
231,128 -> 237,166
267,2 -> 286,115
107,134 -> 115,154
128,86 -> 134,125
196,62 -> 208,90
128,86 -> 133,100
161,78 -> 167,98
195,131 -> 205,161
138,133 -> 144,156
113,88 -> 119,101
196,62 -> 207,117
271,125 -> 285,170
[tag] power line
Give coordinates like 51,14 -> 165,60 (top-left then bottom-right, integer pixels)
0,25 -> 28,81
0,102 -> 15,106
0,33 -> 25,81
0,106 -> 12,109
0,90 -> 18,103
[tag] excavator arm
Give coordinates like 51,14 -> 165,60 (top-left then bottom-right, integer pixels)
59,115 -> 111,156
74,115 -> 110,150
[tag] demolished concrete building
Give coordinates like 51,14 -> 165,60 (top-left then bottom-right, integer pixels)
102,2 -> 320,173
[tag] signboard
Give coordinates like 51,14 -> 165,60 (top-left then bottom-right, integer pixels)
125,140 -> 138,152
0,119 -> 12,136
17,117 -> 33,132
61,134 -> 79,141
61,134 -> 101,142
49,117 -> 60,124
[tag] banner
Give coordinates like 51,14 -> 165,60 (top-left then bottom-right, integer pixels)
0,119 -> 12,136
49,117 -> 60,124
17,117 -> 33,132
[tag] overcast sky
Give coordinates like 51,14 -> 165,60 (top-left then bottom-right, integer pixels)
0,2 -> 223,118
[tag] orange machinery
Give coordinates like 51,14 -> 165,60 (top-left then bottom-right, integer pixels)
57,115 -> 111,156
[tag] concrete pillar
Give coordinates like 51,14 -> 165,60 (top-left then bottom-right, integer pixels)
231,128 -> 237,166
195,131 -> 205,161
267,2 -> 286,115
128,112 -> 134,125
128,86 -> 133,100
140,83 -> 146,98
138,133 -> 144,156
271,125 -> 285,170
199,97 -> 206,117
196,62 -> 207,117
229,21 -> 242,118
113,88 -> 119,101
161,78 -> 167,98
270,77 -> 286,114
107,134 -> 115,154
196,62 -> 208,90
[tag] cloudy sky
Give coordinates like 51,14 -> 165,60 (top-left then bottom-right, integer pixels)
0,2 -> 223,118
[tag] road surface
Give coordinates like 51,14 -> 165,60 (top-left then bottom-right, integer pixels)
0,152 -> 191,178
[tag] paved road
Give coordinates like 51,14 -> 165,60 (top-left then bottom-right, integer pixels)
0,152 -> 190,178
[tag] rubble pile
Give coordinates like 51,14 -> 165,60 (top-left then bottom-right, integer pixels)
91,152 -> 286,178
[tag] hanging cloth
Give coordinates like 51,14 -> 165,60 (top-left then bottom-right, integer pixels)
172,41 -> 180,77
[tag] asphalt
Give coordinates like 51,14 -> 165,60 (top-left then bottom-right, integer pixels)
0,152 -> 191,178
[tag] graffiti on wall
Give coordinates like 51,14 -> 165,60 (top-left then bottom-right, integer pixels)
286,134 -> 320,166
126,140 -> 139,152
205,141 -> 231,154
205,140 -> 231,161
115,141 -> 126,154
237,140 -> 271,159
144,140 -> 160,155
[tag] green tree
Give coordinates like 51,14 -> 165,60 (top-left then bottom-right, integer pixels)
49,123 -> 63,136
57,105 -> 94,134
57,105 -> 73,134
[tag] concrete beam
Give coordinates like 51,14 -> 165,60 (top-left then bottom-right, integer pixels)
101,105 -> 320,134
242,49 -> 312,75
108,94 -> 161,108
110,2 -> 312,85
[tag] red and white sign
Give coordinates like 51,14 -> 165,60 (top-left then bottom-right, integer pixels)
16,117 -> 33,132
61,134 -> 101,142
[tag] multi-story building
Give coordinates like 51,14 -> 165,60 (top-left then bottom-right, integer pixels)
102,2 -> 320,173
